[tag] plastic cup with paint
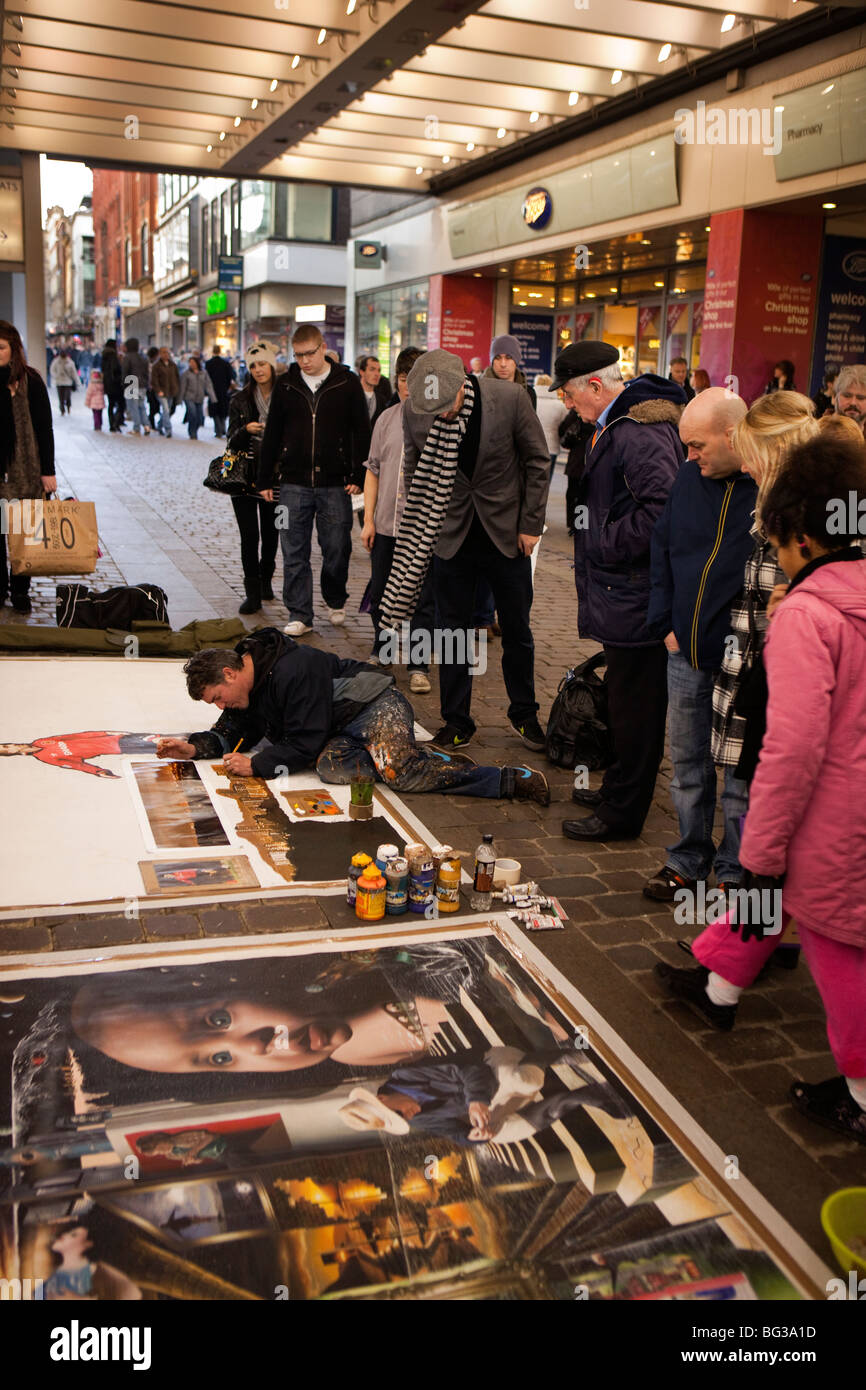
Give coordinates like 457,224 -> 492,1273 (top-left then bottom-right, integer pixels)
493,858 -> 522,888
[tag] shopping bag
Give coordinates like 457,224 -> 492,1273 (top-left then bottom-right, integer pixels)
5,497 -> 99,576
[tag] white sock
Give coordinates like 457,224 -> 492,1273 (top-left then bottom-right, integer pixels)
706,971 -> 743,1007
846,1076 -> 866,1111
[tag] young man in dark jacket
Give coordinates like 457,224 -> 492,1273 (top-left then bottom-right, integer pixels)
258,326 -> 371,638
643,388 -> 755,899
120,337 -> 151,436
204,345 -> 236,438
554,342 -> 685,841
100,339 -> 125,433
156,628 -> 550,803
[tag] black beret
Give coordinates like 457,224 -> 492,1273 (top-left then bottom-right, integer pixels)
550,340 -> 620,391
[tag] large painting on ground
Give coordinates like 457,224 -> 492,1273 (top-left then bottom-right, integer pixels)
0,658 -> 437,916
0,921 -> 823,1300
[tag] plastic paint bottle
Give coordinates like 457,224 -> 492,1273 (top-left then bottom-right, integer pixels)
347,852 -> 373,906
435,848 -> 462,913
385,856 -> 409,915
407,846 -> 435,915
375,842 -> 400,873
355,867 -> 387,921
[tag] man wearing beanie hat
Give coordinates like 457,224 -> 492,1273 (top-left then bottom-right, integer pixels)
485,334 -> 537,410
553,341 -> 686,842
382,347 -> 550,751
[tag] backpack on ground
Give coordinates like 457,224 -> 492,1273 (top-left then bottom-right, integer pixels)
545,651 -> 614,770
56,583 -> 170,630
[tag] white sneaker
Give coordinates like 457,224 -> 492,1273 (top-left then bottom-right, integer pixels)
328,608 -> 346,626
283,621 -> 313,637
409,671 -> 431,694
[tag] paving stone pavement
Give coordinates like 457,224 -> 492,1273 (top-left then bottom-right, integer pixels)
2,393 -> 859,1266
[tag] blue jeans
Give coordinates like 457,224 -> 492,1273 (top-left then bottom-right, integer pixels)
278,483 -> 352,625
316,687 -> 505,797
666,650 -> 748,882
157,396 -> 173,437
125,395 -> 147,432
187,401 -> 204,438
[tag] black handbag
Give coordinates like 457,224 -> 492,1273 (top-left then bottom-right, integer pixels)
203,445 -> 256,496
545,651 -> 614,770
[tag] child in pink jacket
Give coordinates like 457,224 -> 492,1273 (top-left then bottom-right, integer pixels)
658,433 -> 866,1143
84,369 -> 105,430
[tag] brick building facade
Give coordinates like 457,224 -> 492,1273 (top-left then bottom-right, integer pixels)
92,169 -> 159,345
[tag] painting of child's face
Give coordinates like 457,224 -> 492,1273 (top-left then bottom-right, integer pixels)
51,1226 -> 92,1257
71,987 -> 351,1074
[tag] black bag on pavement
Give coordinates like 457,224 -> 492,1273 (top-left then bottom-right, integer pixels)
545,652 -> 614,770
56,583 -> 170,630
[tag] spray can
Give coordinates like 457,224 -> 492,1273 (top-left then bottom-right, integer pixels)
355,867 -> 386,921
347,853 -> 373,906
385,856 -> 409,915
435,848 -> 462,913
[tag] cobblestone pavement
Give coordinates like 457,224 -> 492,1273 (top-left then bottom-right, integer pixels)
2,394 -> 859,1265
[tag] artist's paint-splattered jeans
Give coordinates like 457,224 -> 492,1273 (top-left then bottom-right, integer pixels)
317,688 -> 506,797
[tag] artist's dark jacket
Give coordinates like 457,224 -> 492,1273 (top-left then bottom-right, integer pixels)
186,628 -> 392,778
648,463 -> 757,670
257,362 -> 371,492
573,374 -> 685,647
380,1057 -> 497,1141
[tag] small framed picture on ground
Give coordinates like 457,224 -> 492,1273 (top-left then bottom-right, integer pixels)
139,855 -> 260,896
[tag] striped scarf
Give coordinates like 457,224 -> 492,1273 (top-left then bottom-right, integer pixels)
380,374 -> 474,627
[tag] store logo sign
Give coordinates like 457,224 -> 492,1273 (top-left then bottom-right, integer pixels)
522,187 -> 553,230
842,251 -> 866,282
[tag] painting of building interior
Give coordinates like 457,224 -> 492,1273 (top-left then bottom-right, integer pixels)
0,922 -> 823,1300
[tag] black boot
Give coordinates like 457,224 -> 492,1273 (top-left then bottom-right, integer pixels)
260,569 -> 275,601
238,578 -> 262,614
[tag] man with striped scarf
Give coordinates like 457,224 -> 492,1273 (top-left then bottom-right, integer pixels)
381,349 -> 550,752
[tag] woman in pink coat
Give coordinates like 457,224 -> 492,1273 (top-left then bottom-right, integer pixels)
659,432 -> 866,1143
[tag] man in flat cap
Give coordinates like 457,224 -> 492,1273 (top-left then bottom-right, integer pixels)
555,341 -> 686,841
380,348 -> 551,752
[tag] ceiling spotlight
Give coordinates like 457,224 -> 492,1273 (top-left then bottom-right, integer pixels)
219,130 -> 226,141
704,224 -> 711,231
529,111 -> 539,123
654,280 -> 664,288
497,127 -> 506,138
658,43 -> 672,62
346,0 -> 357,12
822,201 -> 837,209
720,13 -> 736,32
821,83 -> 834,95
8,14 -> 23,31
499,267 -> 508,272
269,78 -> 279,91
206,144 -> 213,152
415,165 -> 424,175
466,141 -> 475,151
442,154 -> 450,163
611,70 -> 623,85
250,98 -> 258,110
568,91 -> 579,106
6,42 -> 21,56
317,28 -> 327,44
291,54 -> 300,69
473,272 -> 482,277
233,116 -> 241,127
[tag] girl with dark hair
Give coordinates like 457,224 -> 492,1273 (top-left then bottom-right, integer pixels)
0,319 -> 57,613
226,340 -> 280,614
662,434 -> 866,1143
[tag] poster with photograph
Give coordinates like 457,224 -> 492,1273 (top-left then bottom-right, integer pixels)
0,920 -> 823,1301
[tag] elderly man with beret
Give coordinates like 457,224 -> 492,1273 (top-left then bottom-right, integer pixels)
556,342 -> 686,841
380,348 -> 551,753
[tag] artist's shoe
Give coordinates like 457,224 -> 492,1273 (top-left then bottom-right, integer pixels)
284,620 -> 313,637
260,572 -> 275,601
789,1076 -> 866,1145
409,671 -> 431,694
571,787 -> 602,808
238,579 -> 262,615
643,865 -> 698,902
510,767 -> 551,807
328,607 -> 347,626
429,747 -> 477,769
432,723 -> 475,749
653,962 -> 737,1032
510,715 -> 546,751
11,593 -> 32,614
561,814 -> 637,842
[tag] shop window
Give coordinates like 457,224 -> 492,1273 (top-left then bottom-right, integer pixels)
665,302 -> 690,372
201,205 -> 210,275
512,282 -> 555,309
287,184 -> 333,242
140,221 -> 149,278
690,301 -> 704,371
240,181 -> 273,248
636,304 -> 662,376
210,199 -> 220,270
557,286 -> 576,308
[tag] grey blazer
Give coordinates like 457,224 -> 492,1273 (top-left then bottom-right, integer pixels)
402,377 -> 550,560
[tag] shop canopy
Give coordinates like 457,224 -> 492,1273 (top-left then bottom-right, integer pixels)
0,0 -> 848,190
